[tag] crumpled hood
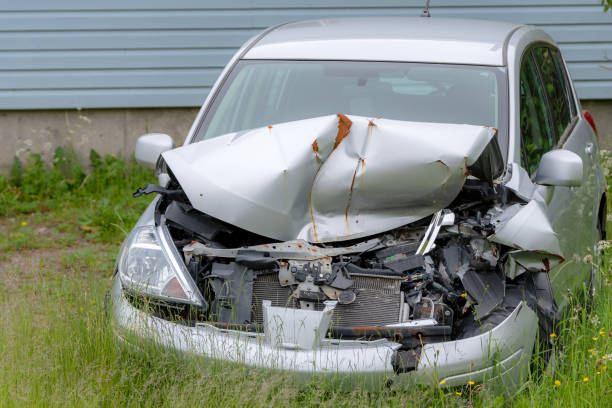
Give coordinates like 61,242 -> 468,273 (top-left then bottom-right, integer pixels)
163,114 -> 496,243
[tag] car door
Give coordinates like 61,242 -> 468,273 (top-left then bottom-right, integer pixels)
519,44 -> 595,311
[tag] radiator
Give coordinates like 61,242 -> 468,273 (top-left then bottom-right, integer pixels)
251,273 -> 402,327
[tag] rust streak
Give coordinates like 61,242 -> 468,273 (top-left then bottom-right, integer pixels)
333,113 -> 352,150
432,159 -> 451,188
312,139 -> 321,161
434,159 -> 448,168
358,157 -> 366,190
310,114 -> 351,242
344,159 -> 361,234
309,184 -> 319,243
350,326 -> 380,331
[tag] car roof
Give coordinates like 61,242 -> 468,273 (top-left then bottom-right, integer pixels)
244,17 -> 525,66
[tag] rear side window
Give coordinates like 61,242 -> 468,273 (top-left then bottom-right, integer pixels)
532,47 -> 573,139
519,53 -> 555,175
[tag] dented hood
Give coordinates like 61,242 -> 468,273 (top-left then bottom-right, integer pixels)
163,114 -> 496,242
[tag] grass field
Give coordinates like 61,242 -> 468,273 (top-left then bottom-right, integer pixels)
0,149 -> 611,407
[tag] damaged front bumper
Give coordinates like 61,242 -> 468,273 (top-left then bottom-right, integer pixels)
109,276 -> 538,387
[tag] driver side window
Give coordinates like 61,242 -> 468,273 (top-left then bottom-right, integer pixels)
519,50 -> 555,175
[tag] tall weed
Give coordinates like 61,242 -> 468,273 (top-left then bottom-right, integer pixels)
0,147 -> 154,242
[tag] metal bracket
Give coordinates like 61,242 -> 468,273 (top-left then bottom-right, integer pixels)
416,209 -> 455,255
421,0 -> 431,17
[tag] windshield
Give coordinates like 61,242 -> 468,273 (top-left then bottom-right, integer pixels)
194,60 -> 508,156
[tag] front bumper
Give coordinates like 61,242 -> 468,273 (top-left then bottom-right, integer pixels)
109,277 -> 538,387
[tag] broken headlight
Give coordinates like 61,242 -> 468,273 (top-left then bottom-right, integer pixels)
117,225 -> 205,307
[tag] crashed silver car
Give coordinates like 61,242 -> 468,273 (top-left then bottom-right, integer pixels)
109,17 -> 605,388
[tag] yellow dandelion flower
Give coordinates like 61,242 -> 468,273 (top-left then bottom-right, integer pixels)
593,337 -> 599,341
455,391 -> 462,396
460,293 -> 468,298
554,380 -> 561,386
111,153 -> 116,158
600,331 -> 606,335
597,371 -> 601,375
588,349 -> 594,353
468,380 -> 475,385
603,366 -> 607,371
90,300 -> 95,305
79,307 -> 83,312
583,377 -> 589,382
550,333 -> 557,338
21,221 -> 27,226
439,380 -> 446,385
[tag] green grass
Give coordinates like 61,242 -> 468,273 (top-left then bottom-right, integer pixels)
0,149 -> 611,407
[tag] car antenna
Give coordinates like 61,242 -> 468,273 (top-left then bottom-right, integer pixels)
421,0 -> 431,17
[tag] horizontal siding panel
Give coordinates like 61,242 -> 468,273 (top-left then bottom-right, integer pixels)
0,1 -> 603,12
0,30 -> 260,51
544,25 -> 612,43
566,62 -> 612,81
0,1 -> 609,109
0,68 -> 219,90
0,49 -> 234,70
0,7 -> 610,31
575,81 -> 612,99
4,24 -> 609,52
0,88 -> 210,110
559,43 -> 612,62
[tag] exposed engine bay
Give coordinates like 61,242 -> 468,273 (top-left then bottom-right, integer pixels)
130,115 -> 565,354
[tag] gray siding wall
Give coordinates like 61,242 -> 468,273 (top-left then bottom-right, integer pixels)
1,0 -> 611,110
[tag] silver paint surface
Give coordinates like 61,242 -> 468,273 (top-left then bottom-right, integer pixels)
535,149 -> 584,187
111,276 -> 536,388
164,114 -> 496,243
489,200 -> 563,258
244,17 -> 521,66
134,133 -> 174,169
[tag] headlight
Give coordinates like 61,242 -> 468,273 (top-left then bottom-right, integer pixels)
117,224 -> 205,307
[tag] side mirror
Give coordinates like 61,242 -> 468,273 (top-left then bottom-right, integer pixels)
535,149 -> 583,187
134,133 -> 175,168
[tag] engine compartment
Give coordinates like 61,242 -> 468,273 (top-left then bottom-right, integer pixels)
130,173 -> 560,350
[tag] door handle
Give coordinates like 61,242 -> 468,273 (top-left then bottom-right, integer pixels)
585,142 -> 594,155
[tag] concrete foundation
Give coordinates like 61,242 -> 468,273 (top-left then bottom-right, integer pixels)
0,108 -> 198,172
0,101 -> 610,172
583,100 -> 612,150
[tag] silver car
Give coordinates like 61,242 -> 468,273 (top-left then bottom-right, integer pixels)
109,17 -> 605,388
